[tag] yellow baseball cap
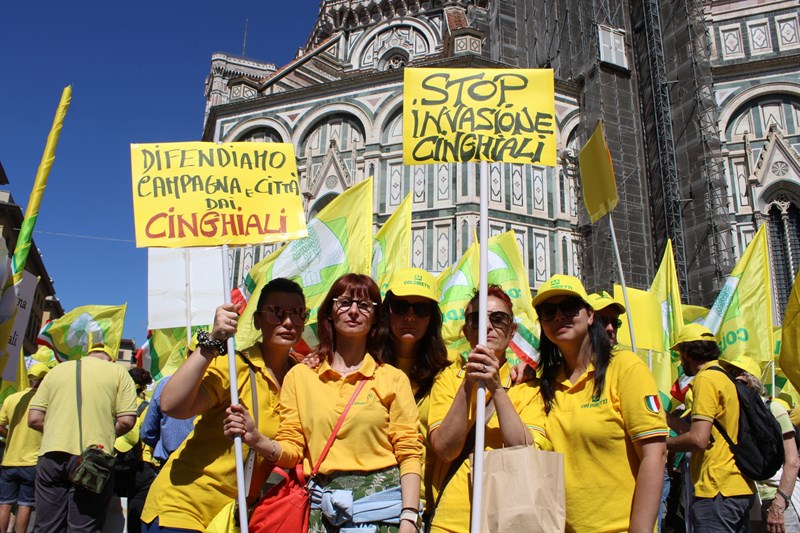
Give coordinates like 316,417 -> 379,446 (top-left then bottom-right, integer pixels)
670,323 -> 716,350
88,343 -> 117,361
586,291 -> 626,314
27,363 -> 50,380
531,274 -> 591,308
721,355 -> 762,379
386,268 -> 439,302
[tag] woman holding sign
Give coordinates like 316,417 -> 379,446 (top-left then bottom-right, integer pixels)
225,273 -> 423,532
141,278 -> 308,532
532,274 -> 667,533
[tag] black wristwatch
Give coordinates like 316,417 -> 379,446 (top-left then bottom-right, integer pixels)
196,330 -> 228,355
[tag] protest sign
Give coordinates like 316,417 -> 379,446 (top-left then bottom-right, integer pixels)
131,142 -> 307,248
403,68 -> 556,165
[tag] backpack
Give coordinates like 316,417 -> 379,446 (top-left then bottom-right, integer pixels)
707,366 -> 784,481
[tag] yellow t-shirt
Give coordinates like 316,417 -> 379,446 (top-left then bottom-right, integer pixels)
690,361 -> 755,498
30,357 -> 138,455
537,350 -> 669,533
114,399 -> 156,465
428,360 -> 546,533
0,388 -> 42,467
275,353 -> 422,477
141,345 -> 283,531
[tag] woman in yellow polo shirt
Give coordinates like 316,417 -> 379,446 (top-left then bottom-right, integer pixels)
141,277 -> 308,532
531,274 -> 668,533
225,273 -> 423,532
376,268 -> 451,519
427,285 -> 545,533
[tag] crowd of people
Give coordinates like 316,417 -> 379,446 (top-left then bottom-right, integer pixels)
0,270 -> 797,532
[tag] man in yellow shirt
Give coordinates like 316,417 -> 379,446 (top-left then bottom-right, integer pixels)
0,363 -> 49,533
667,324 -> 755,533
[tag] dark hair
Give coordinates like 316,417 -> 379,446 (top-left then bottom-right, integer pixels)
376,291 -> 449,393
316,273 -> 383,362
539,313 -> 612,414
255,277 -> 306,312
465,285 -> 514,317
681,340 -> 720,362
129,367 -> 153,389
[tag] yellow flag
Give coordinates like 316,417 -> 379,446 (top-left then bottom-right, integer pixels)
235,178 -> 374,350
372,193 -> 412,297
780,270 -> 800,393
578,121 -> 618,223
614,285 -> 663,352
705,225 -> 774,363
37,304 -> 127,362
683,305 -> 710,325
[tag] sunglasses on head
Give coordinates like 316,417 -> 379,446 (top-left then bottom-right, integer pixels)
389,299 -> 433,318
598,315 -> 623,330
465,311 -> 513,330
536,298 -> 586,322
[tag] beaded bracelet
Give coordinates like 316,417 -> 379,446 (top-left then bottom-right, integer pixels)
196,330 -> 228,355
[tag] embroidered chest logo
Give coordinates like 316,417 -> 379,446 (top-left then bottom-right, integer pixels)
580,395 -> 608,409
353,392 -> 375,406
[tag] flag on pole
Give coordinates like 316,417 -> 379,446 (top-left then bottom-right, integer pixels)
780,270 -> 800,393
235,178 -> 374,351
704,225 -> 774,363
577,121 -> 618,223
0,86 -> 71,383
683,305 -> 710,325
38,304 -> 127,362
372,193 -> 412,297
137,326 -> 205,381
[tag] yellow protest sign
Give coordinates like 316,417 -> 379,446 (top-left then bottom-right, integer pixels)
131,142 -> 307,248
403,68 -> 556,166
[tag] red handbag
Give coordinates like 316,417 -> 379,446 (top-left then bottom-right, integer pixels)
248,379 -> 368,533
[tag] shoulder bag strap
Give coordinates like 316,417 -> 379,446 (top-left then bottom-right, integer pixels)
76,359 -> 83,451
704,366 -> 736,448
432,397 -> 498,512
309,378 -> 368,478
244,364 -> 259,492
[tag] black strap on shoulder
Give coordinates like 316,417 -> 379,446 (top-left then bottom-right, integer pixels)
706,366 -> 737,448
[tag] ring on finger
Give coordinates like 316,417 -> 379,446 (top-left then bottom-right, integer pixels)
482,364 -> 487,372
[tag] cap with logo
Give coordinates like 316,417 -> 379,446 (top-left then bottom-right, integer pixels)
586,291 -> 626,314
386,268 -> 439,302
670,323 -> 716,350
531,274 -> 591,308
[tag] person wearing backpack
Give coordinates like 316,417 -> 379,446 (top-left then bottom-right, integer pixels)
721,355 -> 800,533
667,324 -> 756,532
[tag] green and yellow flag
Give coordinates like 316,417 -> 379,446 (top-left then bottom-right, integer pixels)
578,121 -> 618,223
373,193 -> 412,297
0,86 -> 71,387
683,305 -> 710,325
705,225 -> 774,363
236,178 -> 374,350
780,270 -> 800,393
139,326 -> 205,381
37,304 -> 127,362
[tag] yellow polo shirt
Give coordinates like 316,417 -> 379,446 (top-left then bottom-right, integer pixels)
275,353 -> 422,477
141,345 -> 283,531
30,357 -> 138,455
690,362 -> 755,498
428,360 -> 547,533
538,350 -> 668,533
0,388 -> 42,467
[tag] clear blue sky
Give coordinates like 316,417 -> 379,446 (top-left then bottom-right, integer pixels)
0,0 -> 319,346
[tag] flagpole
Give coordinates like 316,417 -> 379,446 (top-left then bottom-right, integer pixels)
608,216 -> 637,352
185,250 -> 193,352
220,244 -> 249,533
471,160 -> 489,533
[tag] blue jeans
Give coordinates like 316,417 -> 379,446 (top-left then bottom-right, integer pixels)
658,469 -> 671,532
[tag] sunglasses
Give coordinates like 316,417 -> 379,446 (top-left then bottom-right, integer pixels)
389,299 -> 433,318
333,297 -> 376,314
464,311 -> 513,330
598,315 -> 623,330
259,305 -> 310,326
535,298 -> 586,322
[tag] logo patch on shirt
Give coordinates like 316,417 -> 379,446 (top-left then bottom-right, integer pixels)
644,395 -> 660,413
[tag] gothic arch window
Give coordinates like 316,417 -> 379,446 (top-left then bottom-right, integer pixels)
300,113 -> 366,156
236,127 -> 283,143
310,193 -> 338,219
767,196 -> 800,317
381,108 -> 403,144
379,49 -> 408,71
724,96 -> 800,140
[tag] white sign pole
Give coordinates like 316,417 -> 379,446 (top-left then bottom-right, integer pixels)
470,160 -> 489,533
220,244 -> 249,533
609,217 -> 637,352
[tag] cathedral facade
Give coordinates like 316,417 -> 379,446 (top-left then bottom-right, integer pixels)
202,0 -> 800,317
